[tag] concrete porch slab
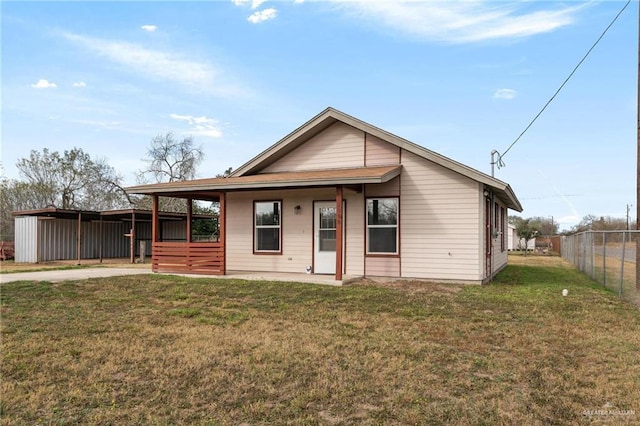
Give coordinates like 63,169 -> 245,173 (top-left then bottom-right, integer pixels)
165,270 -> 363,286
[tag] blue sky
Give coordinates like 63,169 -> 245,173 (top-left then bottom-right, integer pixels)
1,1 -> 637,230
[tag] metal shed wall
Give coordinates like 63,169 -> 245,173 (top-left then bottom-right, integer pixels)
15,214 -> 189,263
38,218 -> 130,262
14,216 -> 38,263
162,221 -> 188,241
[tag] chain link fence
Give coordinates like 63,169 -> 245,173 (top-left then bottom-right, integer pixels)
561,231 -> 639,305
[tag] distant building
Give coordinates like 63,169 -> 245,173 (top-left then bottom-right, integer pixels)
508,223 -> 536,251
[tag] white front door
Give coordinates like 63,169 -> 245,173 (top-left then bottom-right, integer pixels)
314,202 -> 337,274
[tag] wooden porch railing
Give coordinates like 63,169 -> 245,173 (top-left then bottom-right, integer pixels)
152,241 -> 224,275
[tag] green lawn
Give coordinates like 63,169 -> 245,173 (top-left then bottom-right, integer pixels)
2,256 -> 639,425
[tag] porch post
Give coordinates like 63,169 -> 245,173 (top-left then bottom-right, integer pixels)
99,215 -> 103,264
77,212 -> 82,265
130,210 -> 136,264
186,198 -> 192,243
152,195 -> 159,243
335,186 -> 343,281
219,192 -> 226,275
152,195 -> 159,272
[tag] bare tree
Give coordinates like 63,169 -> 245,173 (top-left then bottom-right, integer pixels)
569,215 -> 631,233
138,132 -> 204,183
14,148 -> 132,210
1,150 -> 131,240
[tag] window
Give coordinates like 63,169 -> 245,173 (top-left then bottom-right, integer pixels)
254,201 -> 281,253
367,198 -> 398,254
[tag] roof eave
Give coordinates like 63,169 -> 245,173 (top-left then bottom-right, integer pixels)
127,174 -> 400,195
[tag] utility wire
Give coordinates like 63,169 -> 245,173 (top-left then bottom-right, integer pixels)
499,0 -> 632,162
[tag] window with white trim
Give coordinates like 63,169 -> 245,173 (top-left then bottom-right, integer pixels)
254,201 -> 281,252
367,198 -> 398,254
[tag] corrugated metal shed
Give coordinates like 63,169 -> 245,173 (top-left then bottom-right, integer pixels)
12,208 -> 210,263
37,219 -> 130,261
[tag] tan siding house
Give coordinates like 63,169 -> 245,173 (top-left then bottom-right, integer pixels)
127,107 -> 522,284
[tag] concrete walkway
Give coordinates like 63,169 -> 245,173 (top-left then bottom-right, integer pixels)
0,268 -> 152,284
0,267 -> 360,286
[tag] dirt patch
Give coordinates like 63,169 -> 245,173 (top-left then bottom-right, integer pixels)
349,277 -> 464,295
0,258 -> 151,273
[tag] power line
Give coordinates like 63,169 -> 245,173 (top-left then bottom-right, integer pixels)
497,0 -> 632,164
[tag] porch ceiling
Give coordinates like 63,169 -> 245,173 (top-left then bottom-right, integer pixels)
126,165 -> 402,196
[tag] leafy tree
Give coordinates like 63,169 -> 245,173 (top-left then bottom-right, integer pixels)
191,203 -> 219,241
512,217 -> 538,256
216,167 -> 233,178
138,132 -> 204,183
14,148 -> 131,210
528,216 -> 558,237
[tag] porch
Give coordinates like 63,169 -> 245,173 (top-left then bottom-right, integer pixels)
133,165 -> 403,281
149,192 -> 226,276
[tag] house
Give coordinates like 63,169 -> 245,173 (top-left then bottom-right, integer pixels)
127,107 -> 522,284
507,223 -> 536,251
12,208 -> 215,263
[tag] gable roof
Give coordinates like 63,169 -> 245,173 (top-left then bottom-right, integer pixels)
231,107 -> 522,211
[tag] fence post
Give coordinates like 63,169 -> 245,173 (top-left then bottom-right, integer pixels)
590,232 -> 595,279
602,232 -> 607,288
619,231 -> 626,298
580,234 -> 587,271
140,240 -> 147,264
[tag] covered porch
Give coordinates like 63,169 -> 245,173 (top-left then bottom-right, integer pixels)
129,165 -> 402,281
149,192 -> 226,276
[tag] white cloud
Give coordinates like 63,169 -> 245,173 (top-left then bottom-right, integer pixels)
31,79 -> 57,89
493,88 -> 517,100
328,1 -> 586,43
72,81 -> 87,87
61,32 -> 244,97
170,113 -> 223,138
70,119 -> 121,129
141,25 -> 158,32
248,8 -> 277,23
233,0 -> 268,9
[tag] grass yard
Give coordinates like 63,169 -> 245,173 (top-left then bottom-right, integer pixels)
2,256 -> 639,425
